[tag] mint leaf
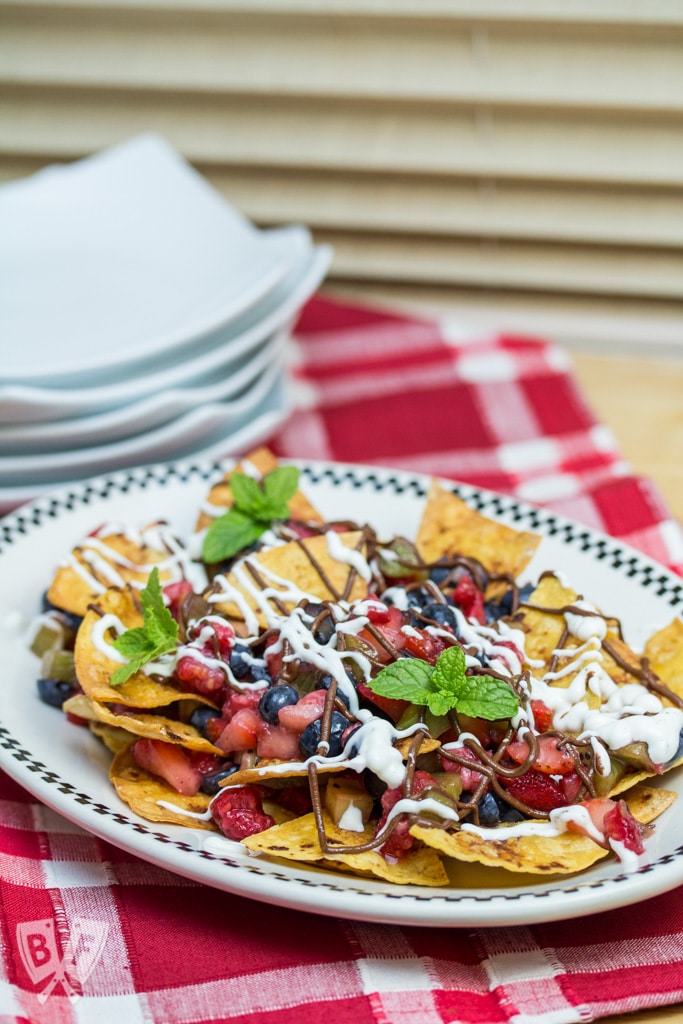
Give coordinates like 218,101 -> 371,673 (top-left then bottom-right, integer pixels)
110,568 -> 178,686
431,643 -> 466,696
450,674 -> 519,721
366,641 -> 518,722
202,508 -> 265,564
263,465 -> 299,510
368,658 -> 436,705
202,466 -> 300,563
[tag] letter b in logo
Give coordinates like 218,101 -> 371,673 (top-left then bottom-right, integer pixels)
26,931 -> 52,968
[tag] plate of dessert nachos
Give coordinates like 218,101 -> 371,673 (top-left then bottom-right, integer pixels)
1,449 -> 683,927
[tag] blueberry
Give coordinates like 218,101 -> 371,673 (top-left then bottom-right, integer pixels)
189,705 -> 222,737
299,711 -> 348,759
258,685 -> 299,724
486,583 -> 535,622
229,644 -> 252,680
200,766 -> 239,795
421,601 -> 457,630
477,791 -> 500,827
499,804 -> 526,824
37,678 -> 76,709
428,562 -> 451,586
317,673 -> 353,709
668,727 -> 683,766
230,645 -> 270,683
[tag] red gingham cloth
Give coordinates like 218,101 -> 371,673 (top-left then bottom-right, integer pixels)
2,293 -> 683,1023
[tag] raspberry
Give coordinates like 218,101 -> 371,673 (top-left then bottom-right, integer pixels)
377,771 -> 437,860
175,655 -> 226,701
602,800 -> 646,854
216,808 -> 275,841
453,574 -> 486,624
211,785 -> 274,840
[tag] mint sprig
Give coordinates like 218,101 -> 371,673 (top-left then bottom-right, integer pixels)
110,568 -> 179,686
202,466 -> 300,563
367,644 -> 518,721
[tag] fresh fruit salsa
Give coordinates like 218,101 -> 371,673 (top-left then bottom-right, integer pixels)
29,447 -> 683,886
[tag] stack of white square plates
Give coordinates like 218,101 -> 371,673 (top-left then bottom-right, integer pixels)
0,135 -> 331,512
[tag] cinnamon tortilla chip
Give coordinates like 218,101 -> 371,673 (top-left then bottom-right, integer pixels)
207,532 -> 369,626
416,480 -> 540,590
195,447 -> 322,535
411,784 -> 675,875
644,618 -> 683,702
74,587 -> 214,709
63,694 -> 221,753
47,522 -> 186,617
110,746 -> 215,829
242,810 -> 449,886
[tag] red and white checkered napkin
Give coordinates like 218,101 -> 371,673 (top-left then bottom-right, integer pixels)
2,293 -> 683,1023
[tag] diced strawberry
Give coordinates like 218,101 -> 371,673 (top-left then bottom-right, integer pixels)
402,628 -> 445,665
162,580 -> 193,621
187,752 -> 227,777
65,712 -> 90,727
264,636 -> 284,681
215,708 -> 261,753
452,574 -> 486,624
530,699 -> 554,733
501,770 -> 567,812
357,681 -> 408,724
131,738 -> 202,796
277,689 -> 327,732
358,606 -> 407,664
256,723 -> 301,759
364,597 -> 391,625
440,745 -> 486,791
205,715 -> 228,744
560,771 -> 583,803
377,770 -> 436,860
506,735 -> 576,775
222,687 -> 263,720
570,797 -> 646,855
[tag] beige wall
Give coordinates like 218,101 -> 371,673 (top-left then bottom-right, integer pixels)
2,0 -> 683,353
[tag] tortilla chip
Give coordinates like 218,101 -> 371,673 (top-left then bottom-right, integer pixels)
195,447 -> 323,536
47,522 -> 185,617
68,696 -> 222,753
74,587 -> 213,709
110,746 -> 215,829
242,811 -> 449,886
519,575 -> 639,689
218,759 -> 349,787
411,784 -> 675,875
207,532 -> 369,626
88,721 -> 134,754
416,481 -> 540,591
644,618 -> 683,702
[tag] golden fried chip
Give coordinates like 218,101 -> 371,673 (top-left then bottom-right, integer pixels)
416,480 -> 540,591
519,575 -> 640,689
47,522 -> 185,617
80,699 -> 222,753
411,784 -> 675,875
645,617 -> 683,702
195,446 -> 323,535
242,811 -> 448,886
110,747 -> 214,829
218,759 -> 349,787
88,721 -> 134,755
207,532 -> 369,626
74,587 -> 212,709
